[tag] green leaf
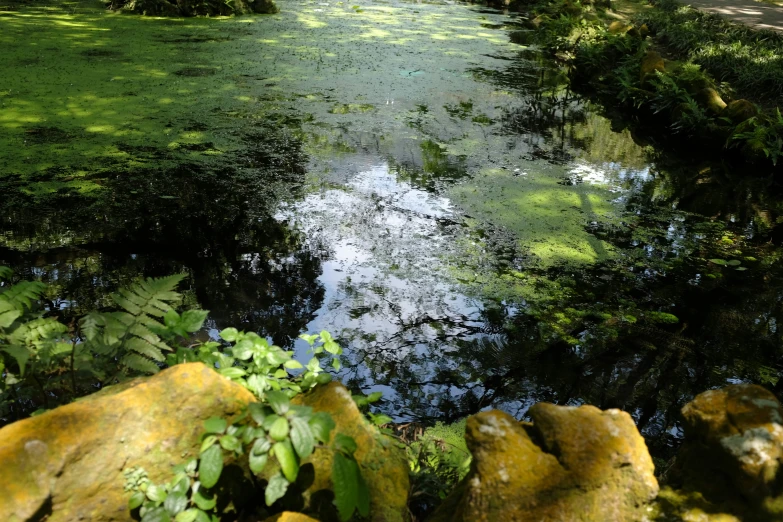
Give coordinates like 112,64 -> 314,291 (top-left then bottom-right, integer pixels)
141,506 -> 172,522
203,417 -> 227,435
283,359 -> 303,369
316,373 -> 333,384
266,390 -> 290,415
0,303 -> 21,328
727,260 -> 742,266
1,345 -> 30,376
219,328 -> 239,342
262,414 -> 282,431
356,465 -> 370,518
146,484 -> 168,503
273,439 -> 299,482
219,435 -> 240,452
169,476 -> 190,496
200,435 -> 218,454
179,310 -> 208,332
299,333 -> 319,345
309,412 -> 335,443
709,258 -> 728,265
369,413 -> 393,426
218,367 -> 246,379
129,491 -> 146,510
192,489 -> 216,511
265,472 -> 289,506
164,492 -> 189,516
248,403 -> 268,425
334,433 -> 358,455
174,509 -> 200,522
252,437 -> 272,456
290,417 -> 315,458
269,417 -> 290,441
331,358 -> 341,371
249,451 -> 269,475
324,340 -> 341,355
232,340 -> 254,360
332,452 -> 360,521
366,391 -> 383,403
198,445 -> 224,489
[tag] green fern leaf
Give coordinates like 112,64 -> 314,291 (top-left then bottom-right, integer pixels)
0,281 -> 47,311
121,353 -> 160,374
125,337 -> 166,362
0,267 -> 12,281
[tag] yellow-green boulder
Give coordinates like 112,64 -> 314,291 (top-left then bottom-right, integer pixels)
0,363 -> 254,522
640,50 -> 665,85
274,382 -> 410,522
664,384 -> 783,519
429,405 -> 658,521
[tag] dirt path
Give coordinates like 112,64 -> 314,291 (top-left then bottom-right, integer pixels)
684,0 -> 783,32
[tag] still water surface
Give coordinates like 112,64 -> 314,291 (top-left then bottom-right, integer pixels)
2,0 -> 782,459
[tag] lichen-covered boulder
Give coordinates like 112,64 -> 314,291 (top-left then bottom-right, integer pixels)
640,50 -> 665,85
271,382 -> 410,522
429,405 -> 658,522
664,384 -> 783,519
698,88 -> 727,114
607,21 -> 633,34
723,99 -> 758,123
0,363 -> 254,522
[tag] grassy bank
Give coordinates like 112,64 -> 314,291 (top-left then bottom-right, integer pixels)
508,0 -> 783,167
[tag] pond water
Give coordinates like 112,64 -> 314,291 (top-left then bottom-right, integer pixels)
2,0 -> 783,459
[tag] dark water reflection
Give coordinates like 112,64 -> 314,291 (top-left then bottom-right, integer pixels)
2,0 -> 783,461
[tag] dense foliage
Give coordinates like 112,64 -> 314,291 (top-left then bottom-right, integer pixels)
513,0 -> 783,165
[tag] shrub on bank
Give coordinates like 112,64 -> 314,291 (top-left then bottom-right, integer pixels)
514,0 -> 783,166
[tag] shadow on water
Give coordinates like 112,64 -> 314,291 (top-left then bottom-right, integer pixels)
2,0 -> 783,465
0,123 -> 325,347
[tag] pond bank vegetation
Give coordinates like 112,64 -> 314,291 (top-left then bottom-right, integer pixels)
497,0 -> 783,167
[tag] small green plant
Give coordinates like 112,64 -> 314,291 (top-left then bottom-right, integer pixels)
125,329 -> 370,522
406,419 -> 471,515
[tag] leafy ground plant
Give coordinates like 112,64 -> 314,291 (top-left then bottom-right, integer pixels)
124,330 -> 370,522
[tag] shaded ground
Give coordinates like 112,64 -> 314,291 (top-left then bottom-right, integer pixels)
685,0 -> 783,31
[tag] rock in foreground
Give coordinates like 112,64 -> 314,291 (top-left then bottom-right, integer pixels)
0,363 -> 255,522
662,384 -> 783,520
275,382 -> 411,522
430,404 -> 658,522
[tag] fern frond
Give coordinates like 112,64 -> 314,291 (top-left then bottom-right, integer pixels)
8,317 -> 68,345
124,337 -> 166,362
111,275 -> 184,318
0,267 -> 12,281
121,353 -> 160,374
0,281 -> 47,311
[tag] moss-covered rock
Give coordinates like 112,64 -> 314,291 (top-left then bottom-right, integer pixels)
607,21 -> 633,34
724,99 -> 758,123
275,382 -> 410,522
0,363 -> 255,522
429,406 -> 658,521
640,50 -> 665,85
697,88 -> 727,114
662,384 -> 783,520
